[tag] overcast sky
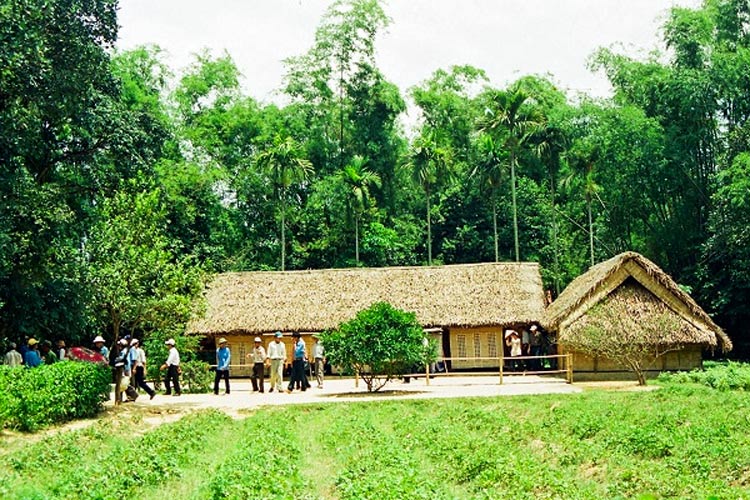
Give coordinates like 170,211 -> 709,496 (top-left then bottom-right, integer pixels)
117,0 -> 701,106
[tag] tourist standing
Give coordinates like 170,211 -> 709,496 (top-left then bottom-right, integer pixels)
3,342 -> 22,367
93,335 -> 109,360
286,332 -> 307,393
267,332 -> 286,393
529,325 -> 543,371
130,338 -> 155,400
24,338 -> 42,368
247,337 -> 266,393
56,340 -> 67,361
312,334 -> 325,389
505,330 -> 522,372
214,338 -> 231,395
40,340 -> 58,365
160,338 -> 181,396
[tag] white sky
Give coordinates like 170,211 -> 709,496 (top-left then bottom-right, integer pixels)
117,0 -> 701,107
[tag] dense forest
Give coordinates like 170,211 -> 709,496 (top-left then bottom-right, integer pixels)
1,0 -> 749,356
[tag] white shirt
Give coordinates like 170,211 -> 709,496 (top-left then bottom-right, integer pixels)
249,345 -> 267,363
166,347 -> 180,366
267,341 -> 286,360
136,347 -> 147,367
4,349 -> 22,367
313,343 -> 325,359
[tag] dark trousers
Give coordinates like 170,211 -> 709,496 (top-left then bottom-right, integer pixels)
135,366 -> 155,397
214,369 -> 230,394
164,364 -> 181,395
251,363 -> 264,392
288,359 -> 307,391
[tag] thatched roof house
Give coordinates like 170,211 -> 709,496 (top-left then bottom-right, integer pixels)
543,251 -> 731,377
190,262 -> 545,335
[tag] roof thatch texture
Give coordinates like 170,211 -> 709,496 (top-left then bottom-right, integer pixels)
188,262 -> 546,335
543,251 -> 731,351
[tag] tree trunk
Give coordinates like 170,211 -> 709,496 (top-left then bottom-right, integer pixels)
113,317 -> 121,406
492,198 -> 499,262
550,172 -> 560,295
355,216 -> 360,263
281,190 -> 286,271
587,194 -> 594,267
510,152 -> 520,262
426,187 -> 432,265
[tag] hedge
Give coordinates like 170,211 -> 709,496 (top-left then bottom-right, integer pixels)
0,362 -> 111,431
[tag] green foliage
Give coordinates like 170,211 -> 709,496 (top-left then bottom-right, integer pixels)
323,302 -> 435,391
0,363 -> 110,431
659,361 -> 750,390
179,360 -> 213,393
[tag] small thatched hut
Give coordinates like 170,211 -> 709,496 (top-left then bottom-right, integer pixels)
189,262 -> 546,375
543,251 -> 732,379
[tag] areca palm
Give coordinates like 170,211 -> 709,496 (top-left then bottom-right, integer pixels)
563,139 -> 602,267
256,135 -> 313,271
337,155 -> 381,263
479,87 -> 545,261
405,131 -> 452,265
472,133 -> 506,262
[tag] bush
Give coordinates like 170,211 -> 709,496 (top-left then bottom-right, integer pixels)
322,302 -> 436,392
180,360 -> 213,393
0,362 -> 111,431
658,361 -> 750,391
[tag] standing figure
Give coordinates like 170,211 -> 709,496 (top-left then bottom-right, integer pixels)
4,342 -> 22,367
529,325 -> 543,370
56,340 -> 67,361
113,338 -> 132,404
505,330 -> 522,372
24,338 -> 42,368
312,334 -> 325,389
267,332 -> 286,393
247,337 -> 266,393
40,340 -> 58,365
214,338 -> 231,395
160,338 -> 181,396
130,338 -> 155,400
93,335 -> 109,360
286,332 -> 307,393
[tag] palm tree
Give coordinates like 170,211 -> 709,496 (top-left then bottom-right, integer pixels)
405,131 -> 452,265
256,135 -> 313,271
563,139 -> 601,267
337,155 -> 381,263
479,87 -> 545,262
472,133 -> 506,262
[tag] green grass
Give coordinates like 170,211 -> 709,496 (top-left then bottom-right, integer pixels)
1,382 -> 750,499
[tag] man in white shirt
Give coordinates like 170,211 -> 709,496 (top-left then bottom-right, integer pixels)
160,338 -> 181,396
246,337 -> 267,393
266,332 -> 286,393
3,342 -> 22,367
312,334 -> 325,389
130,338 -> 155,400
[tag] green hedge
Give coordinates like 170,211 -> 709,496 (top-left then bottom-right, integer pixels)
658,361 -> 750,391
0,362 -> 111,431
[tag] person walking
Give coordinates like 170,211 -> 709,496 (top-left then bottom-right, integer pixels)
312,334 -> 325,389
247,337 -> 266,393
214,338 -> 231,395
24,338 -> 42,368
3,342 -> 22,367
160,338 -> 181,396
130,338 -> 156,400
267,332 -> 286,393
286,332 -> 307,393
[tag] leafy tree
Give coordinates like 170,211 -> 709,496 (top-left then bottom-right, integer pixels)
472,134 -> 506,262
322,302 -> 435,392
478,86 -> 545,261
337,155 -> 381,263
256,135 -> 313,270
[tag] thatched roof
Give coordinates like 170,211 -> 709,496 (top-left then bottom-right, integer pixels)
188,262 -> 546,335
543,251 -> 731,351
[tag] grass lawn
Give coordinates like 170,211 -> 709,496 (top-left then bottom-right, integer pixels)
1,382 -> 749,499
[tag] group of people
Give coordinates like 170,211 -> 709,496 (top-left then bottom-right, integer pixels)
212,331 -> 326,396
2,338 -> 68,368
109,336 -> 183,403
504,324 -> 557,372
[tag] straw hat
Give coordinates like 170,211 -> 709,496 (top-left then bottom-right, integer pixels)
130,338 -> 139,346
218,337 -> 227,344
254,337 -> 261,342
504,330 -> 515,339
165,338 -> 175,346
93,335 -> 105,344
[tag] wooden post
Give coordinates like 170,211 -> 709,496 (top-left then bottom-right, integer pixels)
425,364 -> 430,386
355,369 -> 359,388
499,331 -> 504,385
566,354 -> 573,384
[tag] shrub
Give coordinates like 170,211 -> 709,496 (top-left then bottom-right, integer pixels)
322,302 -> 436,392
658,361 -> 750,391
0,362 -> 110,431
180,360 -> 213,393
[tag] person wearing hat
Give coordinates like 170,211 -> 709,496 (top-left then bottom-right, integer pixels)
246,336 -> 267,393
311,334 -> 325,389
214,338 -> 231,395
93,335 -> 109,361
529,325 -> 543,371
266,332 -> 286,393
130,338 -> 155,400
3,342 -> 22,367
160,339 -> 181,396
24,338 -> 42,368
56,340 -> 67,361
286,332 -> 308,393
113,338 -> 133,404
505,330 -> 522,372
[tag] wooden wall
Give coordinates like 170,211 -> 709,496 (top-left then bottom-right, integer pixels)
448,327 -> 504,369
565,344 -> 703,374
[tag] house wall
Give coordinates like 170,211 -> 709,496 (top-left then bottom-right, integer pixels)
448,327 -> 504,369
563,344 -> 703,377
